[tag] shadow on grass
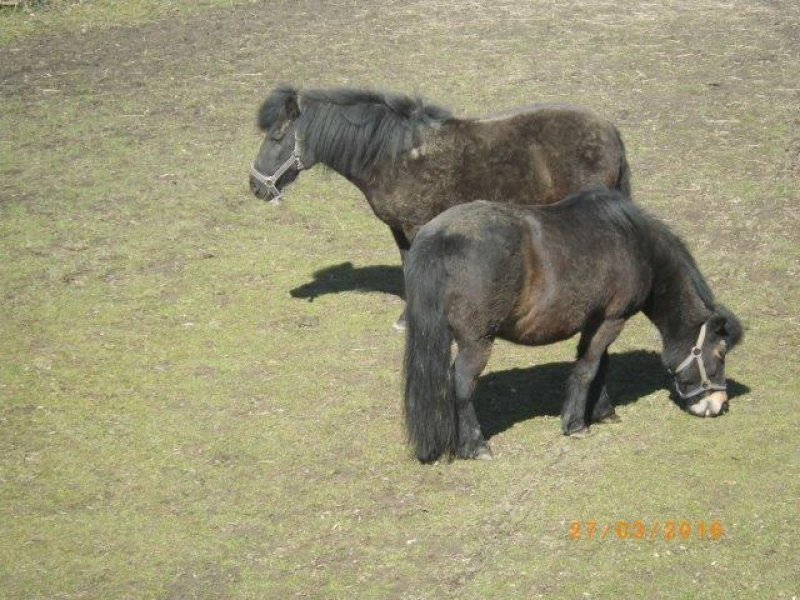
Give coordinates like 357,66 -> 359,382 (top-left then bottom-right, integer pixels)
290,262 -> 403,301
475,350 -> 750,439
288,266 -> 753,437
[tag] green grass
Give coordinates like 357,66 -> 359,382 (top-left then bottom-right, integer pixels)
0,0 -> 262,44
2,1 -> 799,598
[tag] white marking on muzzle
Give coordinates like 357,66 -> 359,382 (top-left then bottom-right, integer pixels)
687,391 -> 729,417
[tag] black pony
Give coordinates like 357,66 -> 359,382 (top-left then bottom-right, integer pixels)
250,86 -> 630,325
403,188 -> 743,463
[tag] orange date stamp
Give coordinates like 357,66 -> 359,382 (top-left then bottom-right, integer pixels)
568,520 -> 725,541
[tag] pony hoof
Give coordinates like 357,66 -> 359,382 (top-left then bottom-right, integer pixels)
567,425 -> 591,438
457,443 -> 493,460
597,413 -> 622,424
475,445 -> 494,461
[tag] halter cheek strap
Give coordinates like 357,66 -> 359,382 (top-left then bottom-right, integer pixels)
250,136 -> 305,204
671,322 -> 727,400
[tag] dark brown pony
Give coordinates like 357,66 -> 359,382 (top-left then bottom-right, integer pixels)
403,188 -> 743,463
250,86 -> 630,325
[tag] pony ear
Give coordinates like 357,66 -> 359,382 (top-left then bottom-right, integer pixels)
709,306 -> 743,350
258,86 -> 300,131
285,93 -> 300,121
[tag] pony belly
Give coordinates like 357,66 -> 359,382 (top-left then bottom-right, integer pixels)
500,309 -> 581,347
501,266 -> 584,346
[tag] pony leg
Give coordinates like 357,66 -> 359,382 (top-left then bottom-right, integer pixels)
585,350 -> 620,424
562,320 -> 625,436
453,341 -> 493,460
390,227 -> 411,331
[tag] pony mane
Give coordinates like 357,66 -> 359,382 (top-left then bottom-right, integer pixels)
293,87 -> 453,180
610,194 -> 717,312
566,189 -> 718,313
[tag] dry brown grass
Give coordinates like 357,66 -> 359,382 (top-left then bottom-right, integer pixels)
2,1 -> 798,598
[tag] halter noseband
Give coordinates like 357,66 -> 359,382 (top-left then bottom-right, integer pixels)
250,136 -> 305,204
671,321 -> 727,400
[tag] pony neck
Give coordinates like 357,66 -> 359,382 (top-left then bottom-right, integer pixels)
295,118 -> 392,195
642,234 -> 715,366
294,89 -> 452,195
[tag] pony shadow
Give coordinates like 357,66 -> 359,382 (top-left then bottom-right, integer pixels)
289,261 -> 403,301
474,349 -> 750,439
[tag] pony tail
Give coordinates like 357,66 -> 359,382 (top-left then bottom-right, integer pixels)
403,238 -> 456,463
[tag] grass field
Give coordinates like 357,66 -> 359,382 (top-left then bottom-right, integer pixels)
1,1 -> 798,598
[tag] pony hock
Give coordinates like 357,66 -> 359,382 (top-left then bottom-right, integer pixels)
250,86 -> 631,326
402,188 -> 743,464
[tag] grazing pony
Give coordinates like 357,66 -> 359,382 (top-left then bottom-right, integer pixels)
250,86 -> 630,326
403,188 -> 743,463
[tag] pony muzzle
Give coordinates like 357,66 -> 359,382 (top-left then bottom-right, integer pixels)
249,135 -> 306,204
686,390 -> 729,417
249,165 -> 283,203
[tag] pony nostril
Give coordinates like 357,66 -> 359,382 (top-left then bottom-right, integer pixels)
249,178 -> 266,198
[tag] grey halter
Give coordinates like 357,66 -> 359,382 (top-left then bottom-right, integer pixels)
671,321 -> 727,400
250,135 -> 305,204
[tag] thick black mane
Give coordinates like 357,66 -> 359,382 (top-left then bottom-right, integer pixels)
260,86 -> 453,180
611,197 -> 717,312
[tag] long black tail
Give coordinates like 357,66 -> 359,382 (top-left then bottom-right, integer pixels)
403,235 -> 458,463
613,125 -> 632,198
